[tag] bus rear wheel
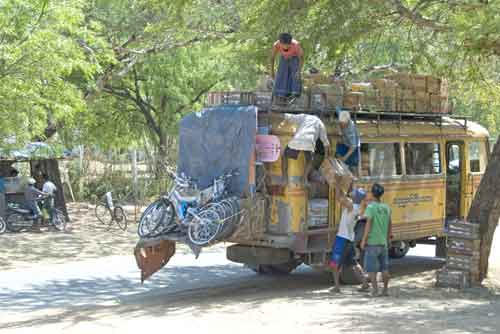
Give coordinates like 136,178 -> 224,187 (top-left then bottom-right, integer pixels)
247,260 -> 301,275
389,241 -> 410,259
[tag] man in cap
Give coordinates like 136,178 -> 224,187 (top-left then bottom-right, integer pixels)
329,186 -> 369,293
337,110 -> 360,175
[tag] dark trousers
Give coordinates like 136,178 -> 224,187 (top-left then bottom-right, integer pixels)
273,56 -> 302,97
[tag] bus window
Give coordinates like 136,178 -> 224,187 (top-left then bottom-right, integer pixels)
405,143 -> 441,175
360,143 -> 402,177
468,141 -> 487,173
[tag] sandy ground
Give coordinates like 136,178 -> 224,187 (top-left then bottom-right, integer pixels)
1,204 -> 500,333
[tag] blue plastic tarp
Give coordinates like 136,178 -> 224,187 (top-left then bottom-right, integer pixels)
177,105 -> 257,197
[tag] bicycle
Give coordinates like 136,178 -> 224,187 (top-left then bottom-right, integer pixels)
95,192 -> 128,231
137,168 -> 240,246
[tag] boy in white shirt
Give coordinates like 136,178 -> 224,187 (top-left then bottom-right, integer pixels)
42,173 -> 57,222
329,187 -> 368,293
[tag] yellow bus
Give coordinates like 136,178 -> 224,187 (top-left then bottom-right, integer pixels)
135,109 -> 489,281
225,111 -> 490,274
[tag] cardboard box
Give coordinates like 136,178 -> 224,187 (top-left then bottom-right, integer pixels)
427,76 -> 448,95
415,91 -> 430,113
351,82 -> 373,92
430,94 -> 450,114
310,84 -> 344,110
343,92 -> 364,110
320,158 -> 354,194
374,80 -> 398,112
436,268 -> 471,289
304,73 -> 334,85
412,75 -> 427,92
396,88 -> 416,113
387,73 -> 413,89
377,93 -> 396,112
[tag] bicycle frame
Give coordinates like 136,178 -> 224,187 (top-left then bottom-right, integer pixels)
166,171 -> 234,225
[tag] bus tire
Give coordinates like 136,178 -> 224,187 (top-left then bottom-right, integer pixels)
246,260 -> 301,275
389,241 -> 410,259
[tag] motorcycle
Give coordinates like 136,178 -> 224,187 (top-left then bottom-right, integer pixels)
4,196 -> 66,233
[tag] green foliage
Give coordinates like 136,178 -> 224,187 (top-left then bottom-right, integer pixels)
1,0 -> 500,149
0,0 -> 109,143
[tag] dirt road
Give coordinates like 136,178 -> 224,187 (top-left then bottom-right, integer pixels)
1,204 -> 500,333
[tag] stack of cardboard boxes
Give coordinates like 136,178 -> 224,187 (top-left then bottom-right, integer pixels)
436,220 -> 481,289
387,73 -> 449,114
206,73 -> 450,114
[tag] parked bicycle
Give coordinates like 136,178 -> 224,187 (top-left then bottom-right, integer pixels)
95,192 -> 128,231
3,195 -> 66,233
138,168 -> 240,246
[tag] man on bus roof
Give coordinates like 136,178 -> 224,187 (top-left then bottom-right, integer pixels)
270,33 -> 304,105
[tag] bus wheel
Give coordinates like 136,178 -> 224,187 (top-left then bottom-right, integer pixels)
246,260 -> 301,275
389,241 -> 410,259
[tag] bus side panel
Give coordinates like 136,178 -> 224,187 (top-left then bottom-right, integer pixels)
359,178 -> 446,240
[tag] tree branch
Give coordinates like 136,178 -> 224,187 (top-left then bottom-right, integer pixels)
389,0 -> 450,32
175,80 -> 223,114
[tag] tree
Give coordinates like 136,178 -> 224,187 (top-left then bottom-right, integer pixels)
78,0 -> 252,165
0,0 -> 107,143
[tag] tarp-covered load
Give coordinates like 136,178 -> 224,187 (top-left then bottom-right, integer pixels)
177,105 -> 257,197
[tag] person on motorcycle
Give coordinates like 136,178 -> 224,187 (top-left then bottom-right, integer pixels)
25,177 -> 45,232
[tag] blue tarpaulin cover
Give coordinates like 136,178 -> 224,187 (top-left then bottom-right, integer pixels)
177,105 -> 257,197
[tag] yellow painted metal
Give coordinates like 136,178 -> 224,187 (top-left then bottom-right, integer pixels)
259,113 -> 489,244
268,151 -> 307,233
285,186 -> 307,233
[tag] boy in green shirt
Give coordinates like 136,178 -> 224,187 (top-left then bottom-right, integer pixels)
361,183 -> 392,297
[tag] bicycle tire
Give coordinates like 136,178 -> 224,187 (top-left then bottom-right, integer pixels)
95,203 -> 111,225
138,198 -> 175,238
113,206 -> 128,231
187,208 -> 222,246
0,217 -> 6,234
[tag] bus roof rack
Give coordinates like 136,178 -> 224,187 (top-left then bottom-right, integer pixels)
258,105 -> 470,130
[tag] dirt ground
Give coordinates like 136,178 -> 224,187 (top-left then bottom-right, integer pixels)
0,202 -> 216,270
1,203 -> 500,333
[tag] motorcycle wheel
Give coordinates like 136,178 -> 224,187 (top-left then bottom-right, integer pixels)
51,210 -> 67,231
6,213 -> 25,233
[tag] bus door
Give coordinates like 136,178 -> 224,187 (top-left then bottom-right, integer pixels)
445,141 -> 465,219
463,140 -> 489,217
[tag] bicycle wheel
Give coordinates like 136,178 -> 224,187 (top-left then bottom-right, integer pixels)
138,199 -> 175,238
0,217 -> 6,234
95,203 -> 111,225
113,206 -> 128,231
187,208 -> 222,246
51,209 -> 67,231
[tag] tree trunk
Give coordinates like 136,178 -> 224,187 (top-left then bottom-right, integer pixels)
467,137 -> 500,282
